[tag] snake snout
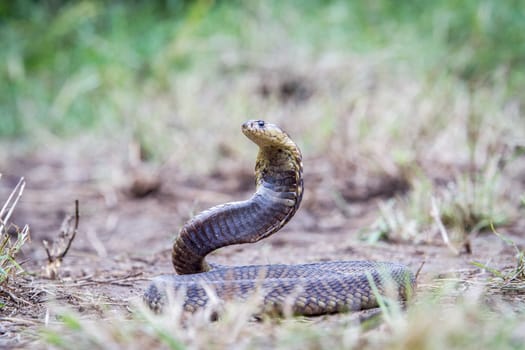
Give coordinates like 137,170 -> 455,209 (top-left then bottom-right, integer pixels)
242,119 -> 266,131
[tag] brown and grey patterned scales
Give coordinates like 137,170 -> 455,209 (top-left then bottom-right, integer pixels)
146,261 -> 414,315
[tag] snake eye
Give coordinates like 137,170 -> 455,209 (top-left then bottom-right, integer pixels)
257,120 -> 265,127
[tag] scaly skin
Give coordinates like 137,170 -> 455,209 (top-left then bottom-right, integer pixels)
144,120 -> 415,316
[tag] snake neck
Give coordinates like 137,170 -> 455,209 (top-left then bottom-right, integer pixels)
254,145 -> 303,220
171,134 -> 303,275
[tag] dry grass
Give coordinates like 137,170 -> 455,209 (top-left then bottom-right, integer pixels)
34,282 -> 525,350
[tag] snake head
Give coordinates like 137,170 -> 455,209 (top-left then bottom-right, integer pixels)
242,120 -> 295,149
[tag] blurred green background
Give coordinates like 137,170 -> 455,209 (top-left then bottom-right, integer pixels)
5,0 -> 523,232
2,0 -> 524,133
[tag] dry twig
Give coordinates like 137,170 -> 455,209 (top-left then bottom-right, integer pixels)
43,200 -> 80,279
0,285 -> 34,306
415,260 -> 426,281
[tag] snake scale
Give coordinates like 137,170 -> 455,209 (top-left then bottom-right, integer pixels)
144,120 -> 415,316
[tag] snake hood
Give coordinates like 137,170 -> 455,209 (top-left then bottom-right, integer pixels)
242,119 -> 303,204
171,120 -> 303,275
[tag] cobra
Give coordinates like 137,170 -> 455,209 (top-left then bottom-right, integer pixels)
144,120 -> 415,316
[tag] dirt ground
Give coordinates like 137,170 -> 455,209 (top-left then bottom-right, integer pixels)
0,142 -> 523,347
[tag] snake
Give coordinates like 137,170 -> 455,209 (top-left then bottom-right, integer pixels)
144,120 -> 415,316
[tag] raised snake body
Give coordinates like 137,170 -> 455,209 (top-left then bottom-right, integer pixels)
144,120 -> 415,315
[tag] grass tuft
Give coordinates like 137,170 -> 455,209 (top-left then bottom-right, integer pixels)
473,223 -> 525,287
364,154 -> 511,248
0,176 -> 30,286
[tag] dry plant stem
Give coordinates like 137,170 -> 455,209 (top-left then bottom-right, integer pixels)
0,177 -> 26,233
58,199 -> 79,261
42,240 -> 53,265
43,200 -> 80,278
415,260 -> 426,281
0,316 -> 43,326
0,285 -> 33,305
430,196 -> 460,255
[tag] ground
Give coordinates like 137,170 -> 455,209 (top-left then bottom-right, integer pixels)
1,135 -> 524,348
